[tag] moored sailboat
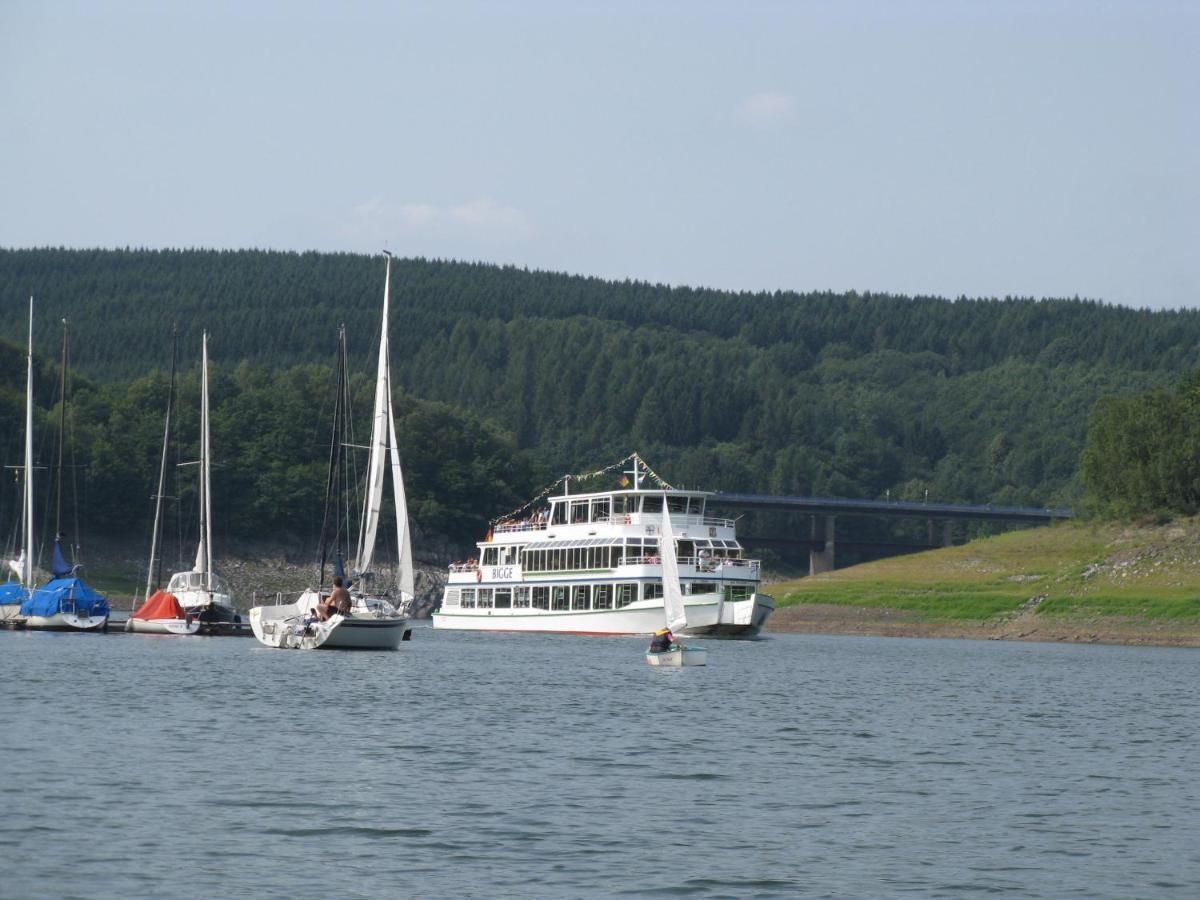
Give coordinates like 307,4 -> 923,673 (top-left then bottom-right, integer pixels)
164,332 -> 238,628
250,253 -> 412,650
127,329 -> 200,635
21,318 -> 110,631
1,299 -> 38,626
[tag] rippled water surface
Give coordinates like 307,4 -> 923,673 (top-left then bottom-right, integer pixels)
1,626 -> 1198,898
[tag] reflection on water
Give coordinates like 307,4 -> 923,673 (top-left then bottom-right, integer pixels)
1,627 -> 1198,897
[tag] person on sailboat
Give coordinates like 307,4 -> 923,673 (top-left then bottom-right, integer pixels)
648,628 -> 676,653
317,576 -> 351,620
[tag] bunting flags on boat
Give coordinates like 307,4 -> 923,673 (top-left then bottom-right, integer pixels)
489,453 -> 677,525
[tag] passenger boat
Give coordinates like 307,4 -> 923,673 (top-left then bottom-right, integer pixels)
432,453 -> 774,637
250,253 -> 412,651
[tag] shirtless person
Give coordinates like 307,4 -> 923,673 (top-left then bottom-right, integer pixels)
316,576 -> 352,620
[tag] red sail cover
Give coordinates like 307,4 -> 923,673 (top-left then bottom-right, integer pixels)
131,590 -> 186,621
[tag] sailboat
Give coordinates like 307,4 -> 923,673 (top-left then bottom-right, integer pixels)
250,253 -> 412,651
127,329 -> 200,635
0,299 -> 37,625
21,318 -> 110,631
163,332 -> 237,628
645,509 -> 707,666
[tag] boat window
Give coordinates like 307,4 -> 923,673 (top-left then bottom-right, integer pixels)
533,586 -> 550,610
167,573 -> 185,591
616,583 -> 637,607
612,544 -> 624,566
477,588 -> 493,609
494,588 -> 512,609
571,585 -> 590,611
667,496 -> 687,514
551,586 -> 569,611
503,545 -> 519,565
593,584 -> 613,610
189,572 -> 203,588
691,582 -> 717,594
482,547 -> 499,566
690,498 -> 705,516
551,502 -> 568,525
515,587 -> 530,608
725,585 -> 752,602
643,582 -> 663,600
461,588 -> 476,609
570,500 -> 589,524
644,540 -> 659,562
591,497 -> 611,522
641,495 -> 663,514
613,495 -> 635,515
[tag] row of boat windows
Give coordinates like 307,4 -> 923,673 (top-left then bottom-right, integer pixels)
481,540 -> 743,571
550,494 -> 704,526
446,583 -> 754,611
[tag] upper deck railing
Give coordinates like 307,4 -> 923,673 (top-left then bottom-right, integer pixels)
492,512 -> 736,535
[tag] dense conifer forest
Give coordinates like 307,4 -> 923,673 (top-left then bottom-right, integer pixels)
0,247 -> 1196,558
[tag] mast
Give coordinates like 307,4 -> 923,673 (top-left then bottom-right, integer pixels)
192,331 -> 213,591
18,298 -> 34,586
55,319 -> 68,547
145,328 -> 178,599
317,326 -> 348,589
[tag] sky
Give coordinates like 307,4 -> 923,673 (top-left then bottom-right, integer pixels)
1,0 -> 1196,309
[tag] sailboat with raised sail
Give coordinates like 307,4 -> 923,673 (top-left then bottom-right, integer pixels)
0,299 -> 37,624
127,328 -> 200,635
21,318 -> 110,631
250,252 -> 412,650
645,508 -> 707,666
164,332 -> 237,627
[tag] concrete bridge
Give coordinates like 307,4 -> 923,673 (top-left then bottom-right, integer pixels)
706,493 -> 1073,575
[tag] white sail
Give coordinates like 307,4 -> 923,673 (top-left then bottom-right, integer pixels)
354,253 -> 412,599
660,509 -> 687,634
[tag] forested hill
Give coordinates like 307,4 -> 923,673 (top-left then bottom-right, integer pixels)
2,247 -> 1198,533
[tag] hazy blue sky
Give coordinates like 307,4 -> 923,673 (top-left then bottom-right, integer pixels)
1,1 -> 1195,308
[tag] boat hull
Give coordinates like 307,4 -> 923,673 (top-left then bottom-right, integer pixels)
433,593 -> 771,638
22,610 -> 109,632
645,646 -> 707,667
125,617 -> 201,635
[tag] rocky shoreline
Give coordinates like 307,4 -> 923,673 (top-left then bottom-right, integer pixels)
767,602 -> 1200,648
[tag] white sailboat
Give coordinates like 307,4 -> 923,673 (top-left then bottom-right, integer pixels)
127,329 -> 200,635
645,509 -> 707,667
250,253 -> 412,650
165,332 -> 237,626
0,299 -> 36,624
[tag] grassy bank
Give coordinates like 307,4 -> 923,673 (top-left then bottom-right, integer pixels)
767,519 -> 1200,646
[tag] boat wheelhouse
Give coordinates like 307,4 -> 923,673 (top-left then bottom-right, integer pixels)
432,455 -> 773,637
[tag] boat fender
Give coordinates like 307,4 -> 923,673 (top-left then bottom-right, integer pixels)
402,629 -> 413,641
123,618 -> 134,632
475,569 -> 482,583
185,613 -> 193,626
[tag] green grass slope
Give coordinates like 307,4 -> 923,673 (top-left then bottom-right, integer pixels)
772,519 -> 1200,626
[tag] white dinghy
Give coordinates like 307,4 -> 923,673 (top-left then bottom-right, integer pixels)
251,253 -> 412,651
645,509 -> 707,667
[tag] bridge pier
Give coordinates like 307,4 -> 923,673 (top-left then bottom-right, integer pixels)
810,515 -> 836,575
943,520 -> 954,547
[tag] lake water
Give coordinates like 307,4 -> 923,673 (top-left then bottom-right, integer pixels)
1,626 -> 1198,898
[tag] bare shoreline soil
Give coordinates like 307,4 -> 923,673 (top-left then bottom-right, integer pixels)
767,603 -> 1200,648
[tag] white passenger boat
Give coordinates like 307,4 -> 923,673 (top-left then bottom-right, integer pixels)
250,253 -> 412,651
432,454 -> 774,637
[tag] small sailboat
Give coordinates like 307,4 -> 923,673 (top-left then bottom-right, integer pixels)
1,299 -> 37,626
251,253 -> 412,651
127,329 -> 200,635
21,317 -> 110,631
645,508 -> 707,667
164,332 -> 237,628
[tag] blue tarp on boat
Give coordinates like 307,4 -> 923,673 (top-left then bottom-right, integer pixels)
0,581 -> 28,605
21,577 -> 109,618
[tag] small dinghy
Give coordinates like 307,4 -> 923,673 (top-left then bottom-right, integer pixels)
126,590 -> 200,635
645,509 -> 706,667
